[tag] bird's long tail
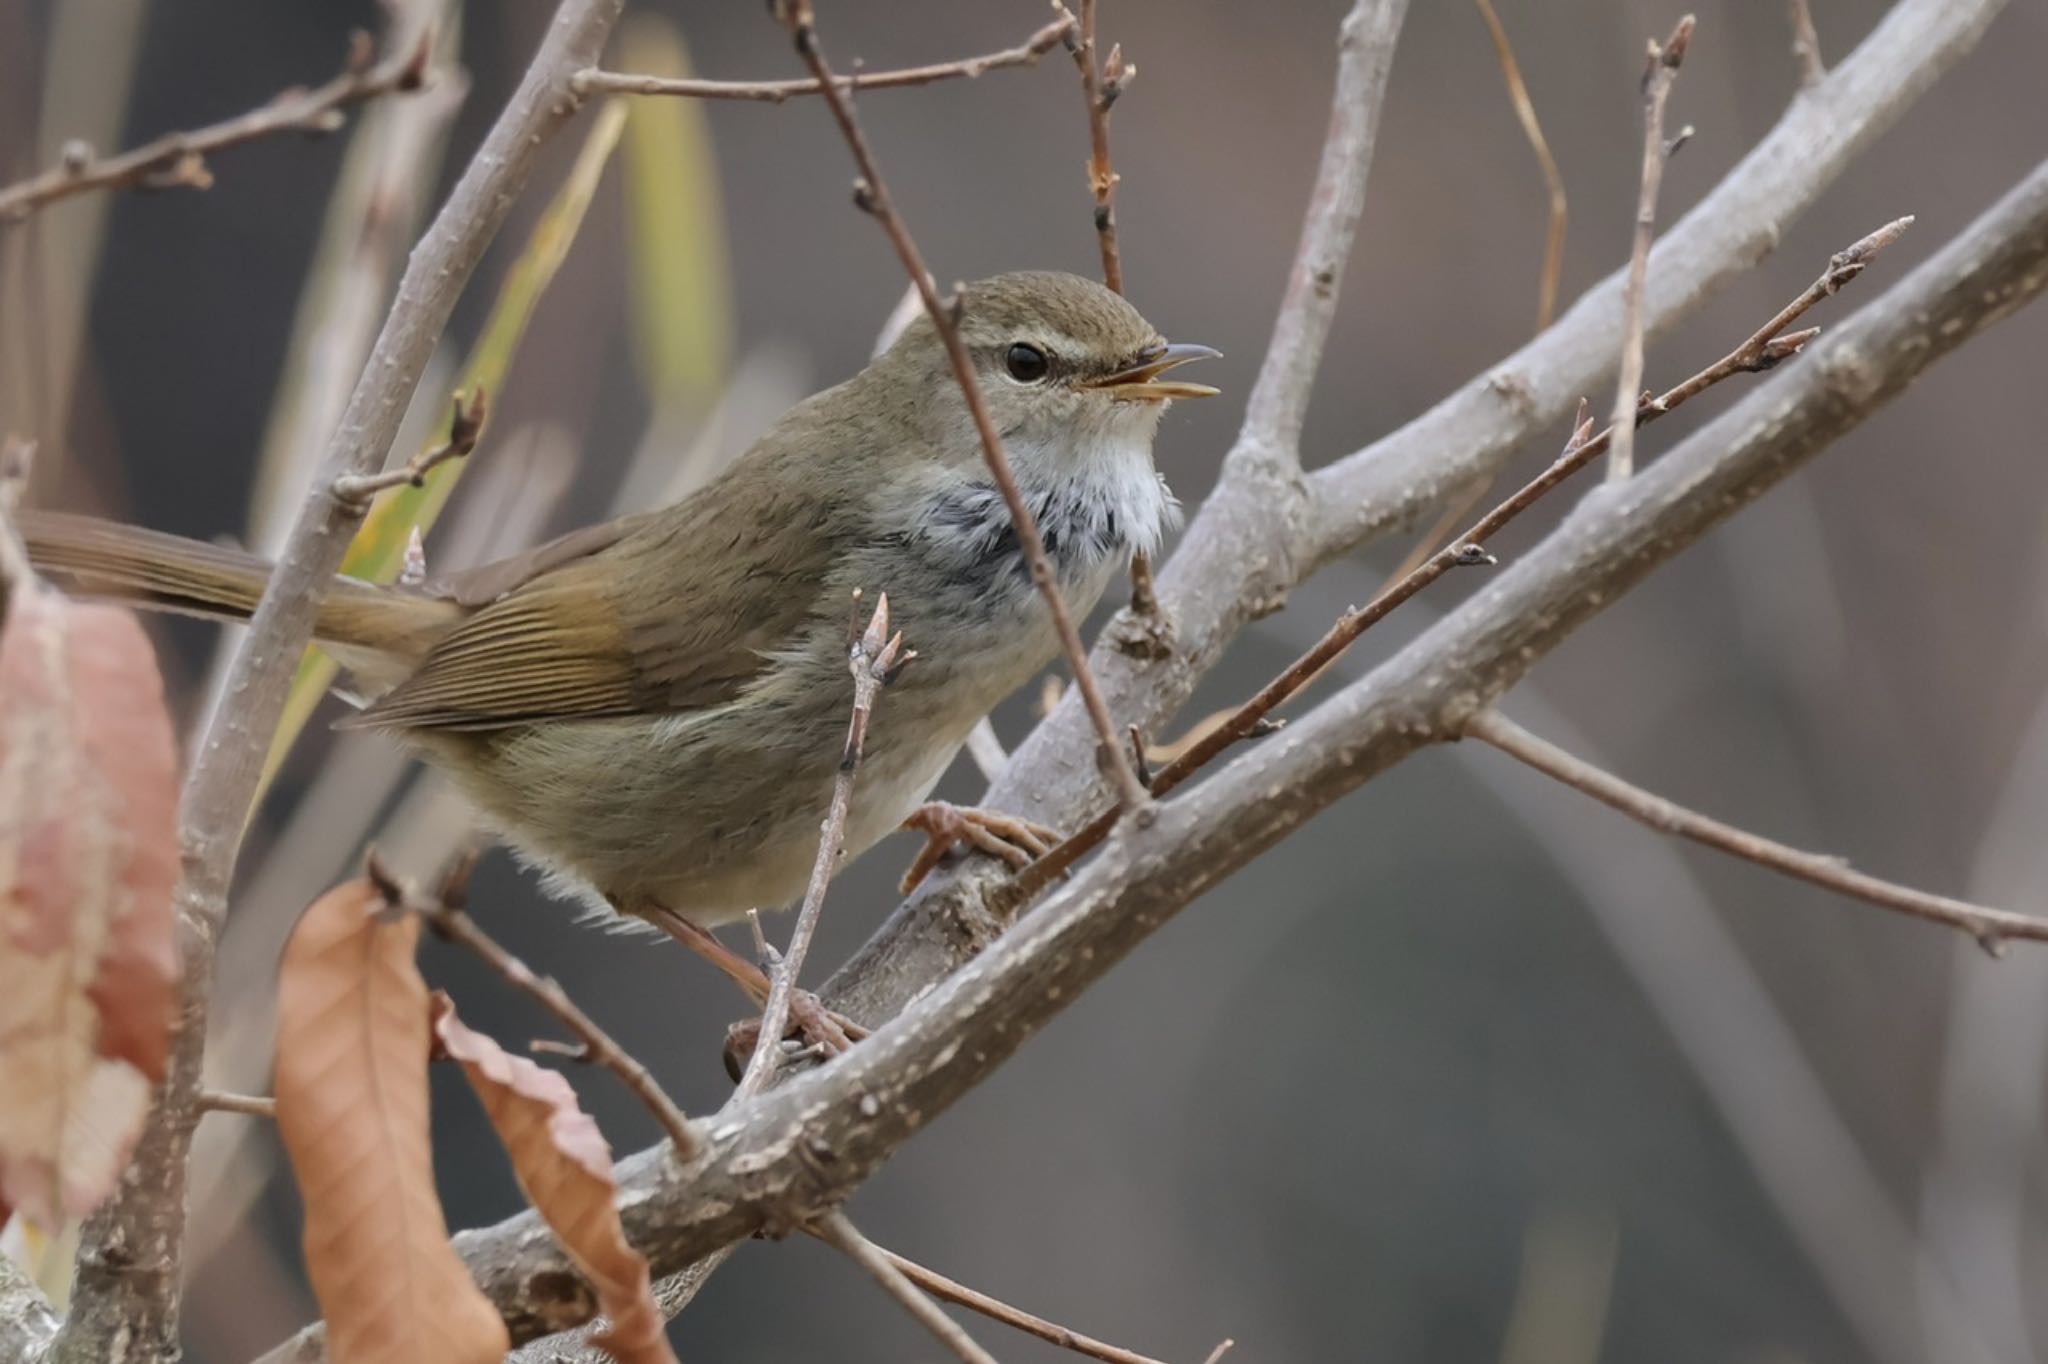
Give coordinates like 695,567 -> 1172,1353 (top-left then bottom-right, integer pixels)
17,510 -> 457,673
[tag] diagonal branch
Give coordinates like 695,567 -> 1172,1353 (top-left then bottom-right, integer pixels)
0,29 -> 432,223
43,4 -> 626,1359
1462,710 -> 2048,953
813,1212 -> 1002,1364
769,0 -> 1149,811
573,14 -> 1073,101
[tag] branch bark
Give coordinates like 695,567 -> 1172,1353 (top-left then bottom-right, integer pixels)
253,143 -> 2048,1364
41,4 -> 625,1359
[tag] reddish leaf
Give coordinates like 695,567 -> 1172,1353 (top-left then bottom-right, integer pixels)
431,993 -> 676,1364
0,582 -> 178,1224
274,879 -> 508,1364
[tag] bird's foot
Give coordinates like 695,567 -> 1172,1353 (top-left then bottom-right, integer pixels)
898,801 -> 1061,893
722,989 -> 867,1081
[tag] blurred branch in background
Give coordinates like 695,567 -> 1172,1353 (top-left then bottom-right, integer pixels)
1473,0 -> 1565,334
0,27 -> 434,223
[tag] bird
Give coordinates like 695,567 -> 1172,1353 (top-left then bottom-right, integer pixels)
21,270 -> 1218,985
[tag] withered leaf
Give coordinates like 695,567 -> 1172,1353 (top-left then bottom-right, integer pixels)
431,992 -> 675,1364
0,582 -> 178,1224
274,879 -> 508,1364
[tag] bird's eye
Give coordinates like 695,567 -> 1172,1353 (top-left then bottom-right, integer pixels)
1005,343 -> 1050,383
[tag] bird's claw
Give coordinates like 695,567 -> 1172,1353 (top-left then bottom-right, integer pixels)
899,801 -> 1062,893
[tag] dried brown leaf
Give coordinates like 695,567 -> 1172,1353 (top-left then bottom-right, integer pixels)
274,879 -> 508,1364
431,992 -> 675,1364
0,582 -> 178,1224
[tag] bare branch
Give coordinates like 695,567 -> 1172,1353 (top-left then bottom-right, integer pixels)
1007,217 -> 1907,902
1605,14 -> 1695,482
769,0 -> 1149,811
1234,0 -> 1412,474
574,14 -> 1073,101
378,851 -> 699,1158
813,1211 -> 1001,1364
735,594 -> 905,1096
805,0 -> 1993,1099
1066,0 -> 1127,295
44,4 -> 625,1357
849,1242 -> 1172,1364
1788,0 -> 1826,87
331,387 -> 488,506
1464,710 -> 2048,954
0,29 -> 432,223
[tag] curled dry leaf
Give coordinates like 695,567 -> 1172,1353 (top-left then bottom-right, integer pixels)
274,879 -> 508,1364
0,582 -> 178,1225
430,993 -> 675,1364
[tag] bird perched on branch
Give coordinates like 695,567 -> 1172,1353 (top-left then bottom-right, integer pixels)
22,270 -> 1217,993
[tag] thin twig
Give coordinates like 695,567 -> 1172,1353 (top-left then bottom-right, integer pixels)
736,593 -> 906,1097
1606,14 -> 1695,482
1474,0 -> 1567,332
859,1242 -> 1172,1364
1463,710 -> 2048,955
813,1211 -> 1002,1364
1788,0 -> 1826,87
574,14 -> 1073,101
370,850 -> 701,1158
1199,1342 -> 1236,1364
332,386 -> 488,505
771,0 -> 1150,812
1060,2 -> 1153,618
1065,0 -> 1125,293
196,1090 -> 277,1119
0,29 -> 432,223
1008,217 -> 1910,903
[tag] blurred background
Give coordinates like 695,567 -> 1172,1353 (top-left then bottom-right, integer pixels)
4,1 -> 2048,1360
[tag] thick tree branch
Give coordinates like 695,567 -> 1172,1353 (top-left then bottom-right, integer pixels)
0,30 -> 432,223
1462,710 -> 2048,952
43,4 -> 625,1359
573,14 -> 1073,101
820,0 -> 2001,1037
256,77 -> 2048,1364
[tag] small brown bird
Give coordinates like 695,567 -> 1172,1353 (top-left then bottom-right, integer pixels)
23,271 -> 1216,961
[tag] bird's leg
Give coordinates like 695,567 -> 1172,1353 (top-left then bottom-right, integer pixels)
898,801 -> 1063,893
637,902 -> 867,1069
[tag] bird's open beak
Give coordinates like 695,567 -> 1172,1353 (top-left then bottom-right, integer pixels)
1084,342 -> 1222,402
